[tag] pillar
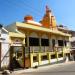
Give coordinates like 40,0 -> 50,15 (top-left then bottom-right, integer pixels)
30,53 -> 33,67
22,45 -> 25,68
26,34 -> 30,56
38,53 -> 41,65
47,52 -> 51,64
39,37 -> 41,53
25,32 -> 31,68
49,34 -> 51,52
62,47 -> 65,58
56,52 -> 58,62
55,48 -> 58,62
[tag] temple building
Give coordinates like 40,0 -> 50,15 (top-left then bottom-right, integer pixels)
3,6 -> 71,69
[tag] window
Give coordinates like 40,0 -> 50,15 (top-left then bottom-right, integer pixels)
58,40 -> 64,46
41,39 -> 49,46
41,55 -> 47,60
29,37 -> 39,46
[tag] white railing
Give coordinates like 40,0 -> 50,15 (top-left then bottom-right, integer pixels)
57,46 -> 63,52
25,46 -> 52,53
30,46 -> 40,53
41,46 -> 49,52
25,46 -> 40,53
25,46 -> 65,53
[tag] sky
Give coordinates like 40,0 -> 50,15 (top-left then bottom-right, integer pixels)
0,0 -> 75,30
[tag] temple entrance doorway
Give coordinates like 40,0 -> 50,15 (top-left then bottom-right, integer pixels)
9,46 -> 24,69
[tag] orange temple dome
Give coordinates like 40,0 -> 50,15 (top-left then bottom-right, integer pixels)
24,15 -> 33,21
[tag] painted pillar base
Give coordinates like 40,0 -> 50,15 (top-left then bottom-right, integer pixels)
47,52 -> 51,64
30,53 -> 33,67
37,53 -> 41,66
56,51 -> 58,62
62,47 -> 65,60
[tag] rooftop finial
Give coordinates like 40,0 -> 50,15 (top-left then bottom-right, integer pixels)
46,5 -> 51,12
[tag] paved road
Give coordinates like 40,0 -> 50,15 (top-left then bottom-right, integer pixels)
11,61 -> 75,75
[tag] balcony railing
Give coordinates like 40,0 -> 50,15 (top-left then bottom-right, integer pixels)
25,46 -> 64,53
55,46 -> 63,52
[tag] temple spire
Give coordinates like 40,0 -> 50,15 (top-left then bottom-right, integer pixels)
40,6 -> 57,29
40,6 -> 52,28
46,5 -> 51,13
